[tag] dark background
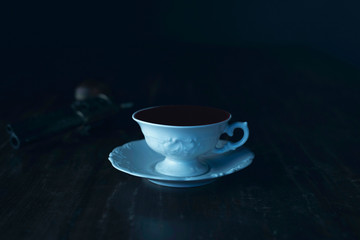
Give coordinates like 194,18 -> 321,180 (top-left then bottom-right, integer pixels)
2,0 -> 360,110
3,1 -> 360,63
1,2 -> 360,240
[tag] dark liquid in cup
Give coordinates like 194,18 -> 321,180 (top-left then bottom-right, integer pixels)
134,105 -> 231,126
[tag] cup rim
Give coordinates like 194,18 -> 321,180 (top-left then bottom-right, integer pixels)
132,105 -> 232,128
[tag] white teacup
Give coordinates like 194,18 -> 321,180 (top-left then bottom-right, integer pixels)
132,105 -> 249,177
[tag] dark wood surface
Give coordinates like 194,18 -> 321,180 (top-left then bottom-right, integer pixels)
0,45 -> 359,240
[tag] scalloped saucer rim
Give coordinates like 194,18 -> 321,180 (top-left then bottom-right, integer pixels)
108,139 -> 254,187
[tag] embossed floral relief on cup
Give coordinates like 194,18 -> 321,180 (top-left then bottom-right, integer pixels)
145,136 -> 217,159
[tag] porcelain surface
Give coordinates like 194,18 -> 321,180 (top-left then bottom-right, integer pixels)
132,107 -> 249,177
108,139 -> 254,187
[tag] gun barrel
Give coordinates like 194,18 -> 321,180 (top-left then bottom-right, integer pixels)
6,96 -> 133,149
7,108 -> 85,149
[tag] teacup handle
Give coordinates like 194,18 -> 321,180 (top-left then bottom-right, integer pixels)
213,122 -> 249,154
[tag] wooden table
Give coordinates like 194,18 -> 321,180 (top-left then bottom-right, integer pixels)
1,45 -> 359,239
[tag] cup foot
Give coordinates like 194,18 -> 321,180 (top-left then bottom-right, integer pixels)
155,158 -> 209,177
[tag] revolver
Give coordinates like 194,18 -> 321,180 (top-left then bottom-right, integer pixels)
6,83 -> 134,149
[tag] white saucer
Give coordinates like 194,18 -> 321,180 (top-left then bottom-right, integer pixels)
108,140 -> 254,188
